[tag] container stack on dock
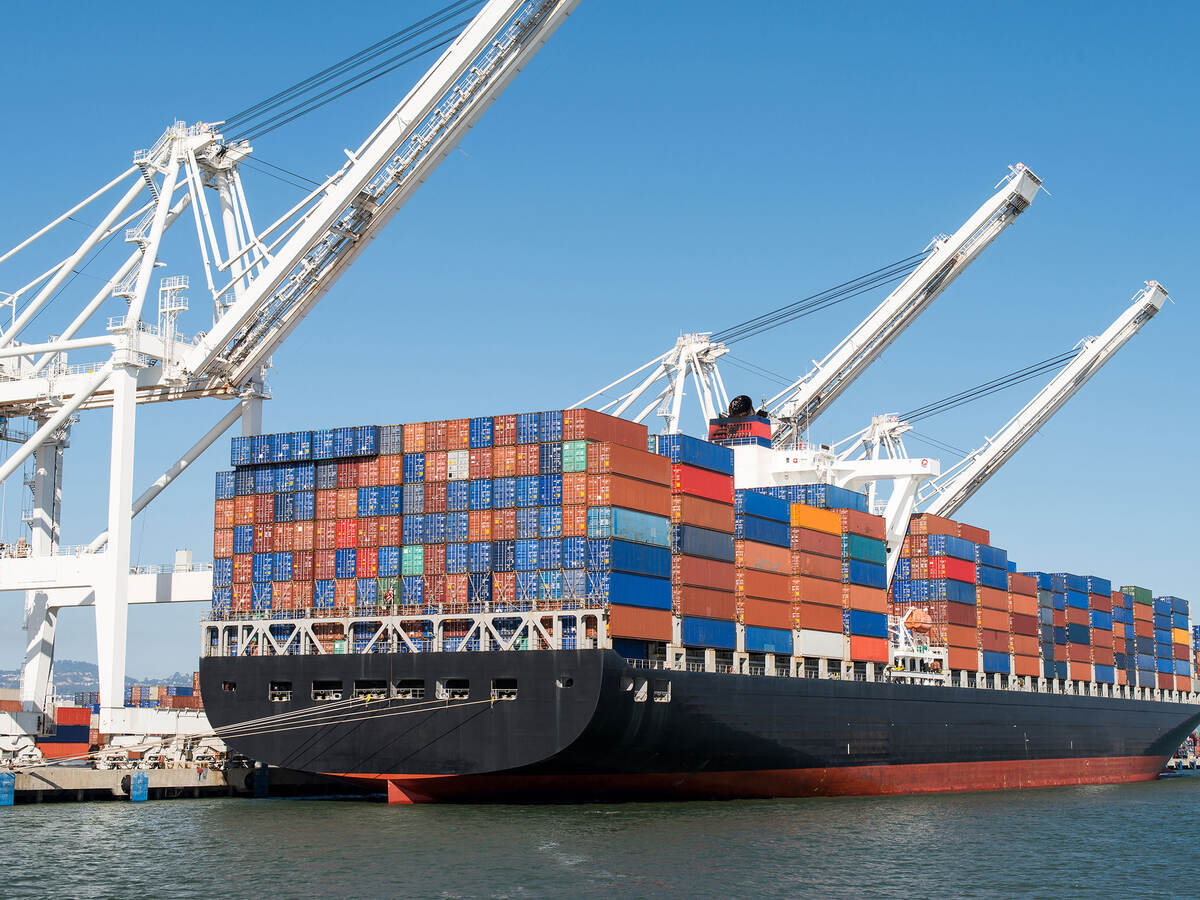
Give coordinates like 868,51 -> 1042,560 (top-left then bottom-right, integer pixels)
35,705 -> 91,759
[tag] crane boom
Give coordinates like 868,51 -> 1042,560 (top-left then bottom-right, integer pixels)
919,281 -> 1168,518
768,164 -> 1042,447
184,0 -> 579,387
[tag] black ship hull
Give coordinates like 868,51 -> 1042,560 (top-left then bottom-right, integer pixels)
199,650 -> 1200,803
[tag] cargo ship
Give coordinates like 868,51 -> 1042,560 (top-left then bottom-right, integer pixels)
199,407 -> 1200,802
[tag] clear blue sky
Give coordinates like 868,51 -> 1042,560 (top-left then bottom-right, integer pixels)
0,1 -> 1196,677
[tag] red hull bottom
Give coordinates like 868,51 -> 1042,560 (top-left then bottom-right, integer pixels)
327,755 -> 1169,804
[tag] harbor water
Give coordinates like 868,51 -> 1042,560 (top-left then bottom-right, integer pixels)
3,777 -> 1198,898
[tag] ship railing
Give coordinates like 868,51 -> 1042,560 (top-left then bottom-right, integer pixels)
625,658 -> 665,671
714,663 -> 734,674
747,664 -> 766,676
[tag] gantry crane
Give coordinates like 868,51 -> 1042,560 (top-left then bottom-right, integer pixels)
0,0 -> 580,731
573,164 -> 1043,438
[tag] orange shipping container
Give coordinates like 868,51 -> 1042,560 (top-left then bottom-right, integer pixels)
404,422 -> 427,453
293,521 -> 314,550
562,505 -> 587,537
492,508 -> 516,541
1013,654 -> 1041,677
947,647 -> 978,671
977,587 -> 1008,611
1066,607 -> 1090,627
737,540 -> 790,574
673,556 -> 735,591
1093,647 -> 1115,666
677,586 -> 737,620
492,445 -> 517,477
563,408 -> 648,449
468,448 -> 493,480
843,585 -> 887,614
214,529 -> 233,557
214,499 -> 234,529
514,444 -> 539,477
1069,661 -> 1092,682
956,522 -> 990,545
796,600 -> 843,633
252,494 -> 272,524
447,418 -> 470,450
357,458 -> 379,487
336,488 -> 356,518
737,569 -> 789,602
1093,630 -> 1114,650
587,443 -> 671,485
562,472 -> 588,505
426,420 -> 448,452
274,526 -> 294,552
1009,593 -> 1038,617
1007,573 -> 1037,596
979,608 -> 1010,632
379,454 -> 404,485
1011,634 -> 1039,656
790,575 -> 841,606
609,604 -> 672,641
947,624 -> 977,648
789,504 -> 841,535
671,495 -> 735,531
910,513 -> 958,537
849,635 -> 888,663
742,597 -> 792,629
587,475 -> 671,517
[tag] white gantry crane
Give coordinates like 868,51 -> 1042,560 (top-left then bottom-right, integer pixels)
0,0 -> 580,732
575,164 -> 1043,439
853,281 -> 1168,581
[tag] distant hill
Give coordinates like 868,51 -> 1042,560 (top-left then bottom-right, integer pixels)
0,659 -> 196,695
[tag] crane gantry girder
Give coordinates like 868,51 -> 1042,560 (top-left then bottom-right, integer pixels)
768,164 -> 1043,447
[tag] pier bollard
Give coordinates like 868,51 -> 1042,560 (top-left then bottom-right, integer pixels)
130,771 -> 148,803
0,772 -> 14,806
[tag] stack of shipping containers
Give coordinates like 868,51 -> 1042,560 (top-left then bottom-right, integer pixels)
787,499 -> 846,672
1123,585 -> 1157,688
1007,572 -> 1040,679
1153,595 -> 1192,691
733,490 -> 793,662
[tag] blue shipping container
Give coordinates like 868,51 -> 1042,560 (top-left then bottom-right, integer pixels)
744,625 -> 792,654
681,616 -> 737,649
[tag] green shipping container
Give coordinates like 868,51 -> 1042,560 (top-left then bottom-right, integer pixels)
841,533 -> 886,565
402,545 -> 424,576
1121,585 -> 1153,606
562,440 -> 588,473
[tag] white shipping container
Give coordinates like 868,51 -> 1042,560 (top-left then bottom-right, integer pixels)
798,628 -> 845,659
447,450 -> 470,480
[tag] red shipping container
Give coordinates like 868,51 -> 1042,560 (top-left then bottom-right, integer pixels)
314,489 -> 336,519
910,513 -> 958,537
979,629 -> 1008,653
468,511 -> 491,542
587,474 -> 671,517
404,422 -> 427,453
492,571 -> 516,605
425,451 -> 448,482
797,600 -> 843,633
515,444 -> 540,476
424,481 -> 447,513
791,575 -> 841,606
562,472 -> 588,505
361,458 -> 382,487
335,519 -> 356,549
1174,643 -> 1189,661
839,509 -> 885,540
791,551 -> 841,581
426,420 -> 448,452
379,454 -> 404,485
956,522 -> 990,545
334,578 -> 356,606
563,408 -> 647,449
928,556 -> 975,583
275,525 -> 295,552
1175,674 -> 1190,691
1090,592 -> 1112,614
214,499 -> 234,529
609,604 -> 672,641
274,581 -> 294,609
445,573 -> 469,605
233,495 -> 254,524
946,603 -> 977,628
1092,629 -> 1113,650
1133,603 -> 1153,622
947,647 -> 978,671
736,540 -> 789,574
844,585 -> 887,614
979,608 -> 1010,632
1092,647 -> 1116,666
671,495 -> 735,531
233,554 -> 252,583
314,550 -> 336,580
469,448 -> 494,480
1053,644 -> 1066,662
492,414 -> 516,446
1052,608 -> 1066,627
672,556 -> 735,591
214,528 -> 233,557
55,706 -> 91,726
1065,607 -> 1089,627
1013,655 -> 1040,677
789,527 -> 841,558
670,464 -> 733,504
1011,613 -> 1038,636
677,585 -> 737,619
336,488 -> 356,519
1007,573 -> 1037,596
1158,673 -> 1174,690
232,583 -> 251,610
492,508 -> 516,540
292,551 -> 314,581
492,445 -> 517,477
38,743 -> 90,760
378,516 -> 401,545
336,462 -> 358,489
314,521 -> 335,550
587,443 -> 671,485
1134,620 -> 1153,638
424,543 -> 447,576
736,569 -> 789,602
357,517 -> 379,548
423,575 -> 446,605
253,524 -> 274,553
293,521 -> 314,550
447,418 -> 470,450
1009,593 -> 1037,617
977,586 -> 1008,611
561,505 -> 587,537
743,597 -> 792,629
849,636 -> 888,663
253,494 -> 273,524
357,551 -> 378,579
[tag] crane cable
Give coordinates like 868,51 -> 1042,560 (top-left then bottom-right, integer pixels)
222,0 -> 485,143
899,349 -> 1081,424
711,250 -> 930,345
